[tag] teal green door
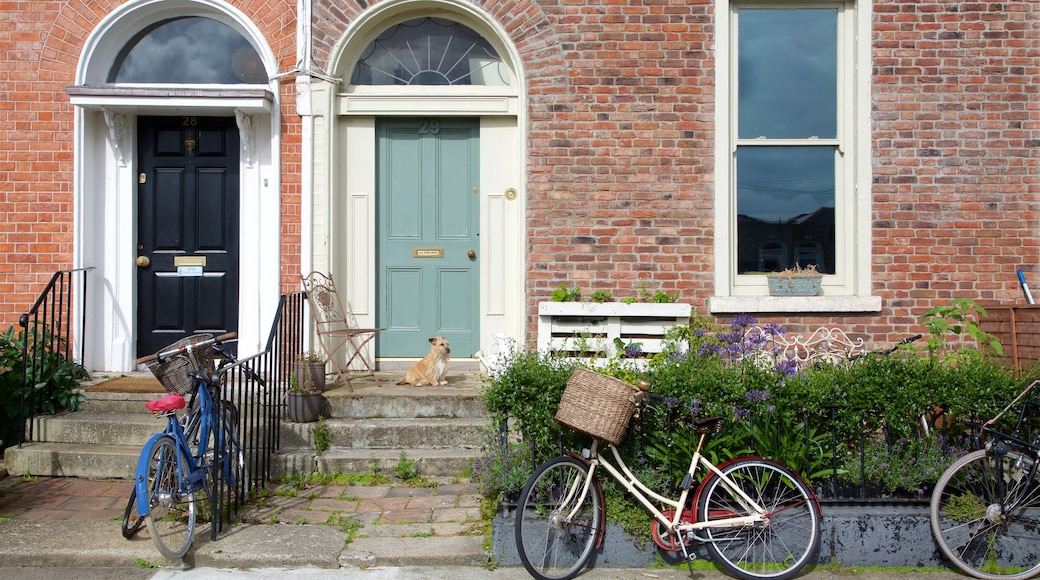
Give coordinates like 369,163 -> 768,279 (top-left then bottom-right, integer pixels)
376,118 -> 480,357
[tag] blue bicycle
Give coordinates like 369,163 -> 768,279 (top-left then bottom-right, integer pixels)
127,333 -> 261,559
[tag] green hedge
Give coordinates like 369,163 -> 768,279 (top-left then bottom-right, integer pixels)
473,309 -> 1024,501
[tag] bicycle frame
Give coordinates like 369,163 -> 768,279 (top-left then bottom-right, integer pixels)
573,430 -> 769,547
134,378 -> 220,519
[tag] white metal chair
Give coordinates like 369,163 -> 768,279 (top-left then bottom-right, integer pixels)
300,271 -> 383,391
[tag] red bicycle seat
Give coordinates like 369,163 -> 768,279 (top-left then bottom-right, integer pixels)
145,393 -> 186,413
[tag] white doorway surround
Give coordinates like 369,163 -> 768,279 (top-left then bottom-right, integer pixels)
300,0 -> 528,361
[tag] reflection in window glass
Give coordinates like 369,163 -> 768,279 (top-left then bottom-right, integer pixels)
111,17 -> 266,84
351,17 -> 509,86
736,146 -> 835,274
737,9 -> 837,139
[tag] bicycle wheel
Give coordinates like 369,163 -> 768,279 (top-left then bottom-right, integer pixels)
698,458 -> 820,580
143,435 -> 197,559
214,400 -> 250,501
514,455 -> 602,580
930,448 -> 1040,580
120,488 -> 144,539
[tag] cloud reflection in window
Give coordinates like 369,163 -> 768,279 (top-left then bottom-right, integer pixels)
110,17 -> 265,84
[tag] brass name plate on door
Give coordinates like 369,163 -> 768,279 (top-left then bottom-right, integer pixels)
413,248 -> 444,258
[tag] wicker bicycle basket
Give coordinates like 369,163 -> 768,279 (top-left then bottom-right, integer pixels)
144,333 -> 217,395
555,367 -> 641,445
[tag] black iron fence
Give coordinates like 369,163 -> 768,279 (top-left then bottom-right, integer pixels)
209,290 -> 306,534
11,270 -> 308,536
16,267 -> 93,447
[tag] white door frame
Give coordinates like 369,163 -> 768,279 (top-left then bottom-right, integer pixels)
68,0 -> 282,372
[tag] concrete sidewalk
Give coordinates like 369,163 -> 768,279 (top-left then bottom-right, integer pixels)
0,470 -> 486,570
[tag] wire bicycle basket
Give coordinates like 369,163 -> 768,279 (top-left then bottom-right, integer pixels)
143,334 -> 217,395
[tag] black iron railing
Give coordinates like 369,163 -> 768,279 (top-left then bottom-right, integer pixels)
210,290 -> 306,535
16,267 -> 94,447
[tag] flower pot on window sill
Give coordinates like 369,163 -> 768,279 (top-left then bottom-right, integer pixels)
767,274 -> 822,296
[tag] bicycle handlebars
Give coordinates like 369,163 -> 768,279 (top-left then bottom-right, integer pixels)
135,332 -> 237,365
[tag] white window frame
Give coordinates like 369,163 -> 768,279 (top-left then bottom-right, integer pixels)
709,0 -> 881,314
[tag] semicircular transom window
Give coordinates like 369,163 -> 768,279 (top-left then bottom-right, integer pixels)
110,17 -> 266,84
352,17 -> 510,86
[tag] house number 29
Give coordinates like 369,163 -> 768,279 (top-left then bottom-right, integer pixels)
417,120 -> 440,135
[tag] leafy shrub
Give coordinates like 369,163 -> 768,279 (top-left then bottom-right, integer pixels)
477,302 -> 1022,501
841,430 -> 973,497
0,324 -> 87,449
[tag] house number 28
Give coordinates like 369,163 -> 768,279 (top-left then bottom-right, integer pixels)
417,120 -> 440,135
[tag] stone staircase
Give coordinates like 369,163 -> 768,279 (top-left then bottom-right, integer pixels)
4,370 -> 491,481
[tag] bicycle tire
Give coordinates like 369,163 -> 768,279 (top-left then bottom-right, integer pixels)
930,448 -> 1040,580
144,435 -> 197,559
514,455 -> 602,580
698,457 -> 821,580
120,487 -> 144,539
213,400 -> 251,502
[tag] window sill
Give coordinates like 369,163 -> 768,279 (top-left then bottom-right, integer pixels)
708,295 -> 882,314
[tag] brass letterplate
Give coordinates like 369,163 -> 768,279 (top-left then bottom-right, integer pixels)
174,256 -> 207,267
413,248 -> 444,258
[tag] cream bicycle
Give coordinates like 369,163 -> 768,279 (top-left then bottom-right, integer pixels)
514,368 -> 822,580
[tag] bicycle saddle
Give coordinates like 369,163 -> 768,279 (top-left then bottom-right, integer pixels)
146,393 -> 186,413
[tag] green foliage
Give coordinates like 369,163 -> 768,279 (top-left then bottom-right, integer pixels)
550,285 -> 581,302
0,324 -> 87,450
477,302 -> 1024,501
311,416 -> 332,454
470,430 -> 532,498
393,451 -> 420,481
920,298 -> 1003,360
651,291 -> 678,303
479,349 -> 582,461
589,290 -> 613,303
841,431 -> 973,496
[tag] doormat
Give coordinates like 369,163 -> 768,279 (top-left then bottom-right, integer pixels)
85,376 -> 165,393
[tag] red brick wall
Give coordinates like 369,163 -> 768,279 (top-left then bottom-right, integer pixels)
0,0 -> 1037,349
0,0 -> 302,329
313,0 -> 1038,346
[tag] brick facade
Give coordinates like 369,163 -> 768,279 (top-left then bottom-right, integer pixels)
0,0 -> 1036,351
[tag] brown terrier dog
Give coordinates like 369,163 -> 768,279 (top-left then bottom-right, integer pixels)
396,337 -> 451,386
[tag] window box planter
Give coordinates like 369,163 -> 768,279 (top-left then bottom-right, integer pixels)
537,302 -> 692,363
766,273 -> 822,296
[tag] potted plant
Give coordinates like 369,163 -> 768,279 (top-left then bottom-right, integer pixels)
766,264 -> 823,296
287,372 -> 324,423
294,350 -> 327,391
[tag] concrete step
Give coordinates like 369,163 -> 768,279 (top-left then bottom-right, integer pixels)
280,417 -> 488,449
324,381 -> 488,419
9,372 -> 492,480
31,410 -> 160,446
3,441 -> 139,479
274,447 -> 481,478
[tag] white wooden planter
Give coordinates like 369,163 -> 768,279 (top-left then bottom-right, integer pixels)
537,302 -> 692,363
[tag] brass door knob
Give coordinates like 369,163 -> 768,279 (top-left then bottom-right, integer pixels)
136,256 -> 151,268
467,249 -> 476,259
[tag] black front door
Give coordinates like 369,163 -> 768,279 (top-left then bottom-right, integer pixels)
136,116 -> 240,357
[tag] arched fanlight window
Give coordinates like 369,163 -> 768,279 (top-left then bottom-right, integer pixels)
110,17 -> 266,84
352,17 -> 509,86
